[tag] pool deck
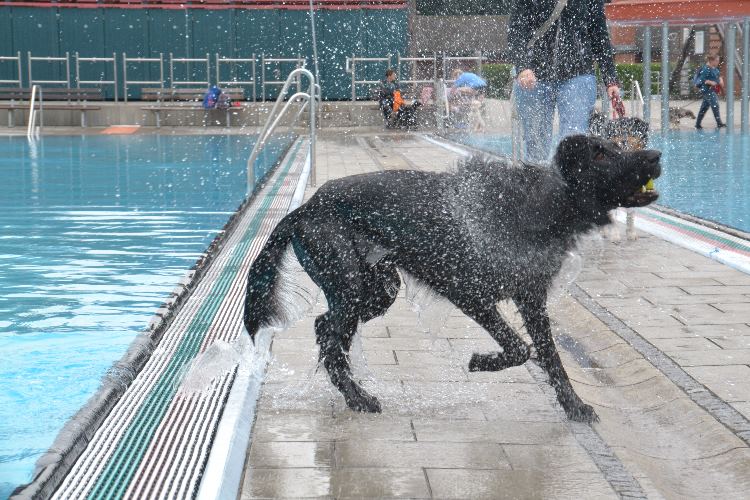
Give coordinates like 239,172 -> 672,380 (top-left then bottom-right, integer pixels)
239,131 -> 750,499
7,126 -> 750,498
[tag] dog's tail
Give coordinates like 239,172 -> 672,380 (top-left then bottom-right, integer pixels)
243,208 -> 301,342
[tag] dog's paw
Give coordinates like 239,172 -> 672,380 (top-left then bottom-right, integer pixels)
469,352 -> 503,371
565,402 -> 599,423
470,352 -> 517,372
345,391 -> 382,413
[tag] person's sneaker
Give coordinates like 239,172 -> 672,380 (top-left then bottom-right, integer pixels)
695,124 -> 703,130
717,122 -> 727,128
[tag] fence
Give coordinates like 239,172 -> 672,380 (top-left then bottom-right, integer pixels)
76,53 -> 118,102
0,51 -> 310,101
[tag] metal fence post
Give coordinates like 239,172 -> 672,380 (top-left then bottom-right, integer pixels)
661,22 -> 669,134
742,18 -> 749,134
726,23 -> 736,131
351,53 -> 356,101
643,27 -> 651,123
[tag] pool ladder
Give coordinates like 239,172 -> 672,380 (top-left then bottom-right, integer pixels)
27,84 -> 43,139
246,68 -> 320,192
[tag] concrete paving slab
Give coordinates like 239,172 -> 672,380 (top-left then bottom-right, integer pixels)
334,440 -> 511,469
684,365 -> 750,402
411,420 -> 579,446
425,469 -> 617,500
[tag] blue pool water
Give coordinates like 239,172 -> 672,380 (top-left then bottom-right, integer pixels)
0,133 -> 293,495
454,131 -> 750,233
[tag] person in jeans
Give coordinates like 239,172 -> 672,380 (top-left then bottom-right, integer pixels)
695,54 -> 726,130
508,0 -> 620,162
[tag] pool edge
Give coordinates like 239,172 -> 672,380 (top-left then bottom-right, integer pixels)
10,134 -> 300,500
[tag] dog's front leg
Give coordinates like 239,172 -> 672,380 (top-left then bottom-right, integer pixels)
461,306 -> 531,372
516,295 -> 598,423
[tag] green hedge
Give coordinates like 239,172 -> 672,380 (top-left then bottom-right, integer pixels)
483,63 -> 513,98
615,63 -> 662,95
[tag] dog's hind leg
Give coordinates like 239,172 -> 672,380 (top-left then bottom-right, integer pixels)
461,306 -> 531,372
314,311 -> 381,412
359,257 -> 400,323
515,293 -> 597,423
291,223 -> 382,413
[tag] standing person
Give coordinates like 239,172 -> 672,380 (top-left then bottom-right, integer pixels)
508,0 -> 620,162
695,54 -> 726,130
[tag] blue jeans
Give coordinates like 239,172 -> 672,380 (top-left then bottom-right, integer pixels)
696,89 -> 722,126
513,74 -> 597,163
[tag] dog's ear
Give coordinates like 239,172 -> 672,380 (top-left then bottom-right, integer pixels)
554,135 -> 592,184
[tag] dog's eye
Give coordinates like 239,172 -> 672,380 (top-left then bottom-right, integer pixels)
594,152 -> 607,161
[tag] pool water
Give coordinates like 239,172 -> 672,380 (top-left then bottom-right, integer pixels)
0,133 -> 293,496
453,131 -> 750,233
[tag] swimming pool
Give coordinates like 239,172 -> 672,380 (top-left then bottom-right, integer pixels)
0,133 -> 294,496
452,131 -> 750,233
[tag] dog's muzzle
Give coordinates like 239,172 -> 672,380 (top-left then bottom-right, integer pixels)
625,150 -> 662,207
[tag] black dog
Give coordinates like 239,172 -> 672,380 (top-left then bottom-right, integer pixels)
243,135 -> 661,422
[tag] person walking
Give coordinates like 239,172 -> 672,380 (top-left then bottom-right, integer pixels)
508,0 -> 620,162
695,54 -> 726,130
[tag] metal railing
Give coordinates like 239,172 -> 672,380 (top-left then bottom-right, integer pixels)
123,53 -> 164,102
76,52 -> 118,101
442,51 -> 483,85
28,52 -> 70,88
346,54 -> 392,101
246,68 -> 317,193
0,52 -> 22,87
396,52 -> 437,88
27,84 -> 42,139
630,80 -> 644,118
170,53 -> 210,88
216,54 -> 257,101
261,54 -> 305,101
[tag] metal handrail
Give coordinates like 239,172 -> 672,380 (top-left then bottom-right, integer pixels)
169,53 -> 210,88
246,68 -> 317,193
27,84 -> 42,139
261,54 -> 305,101
122,53 -> 164,103
443,51 -> 483,85
28,52 -> 71,88
396,52 -> 437,86
346,54 -> 392,101
0,52 -> 23,87
76,52 -> 118,101
216,54 -> 257,101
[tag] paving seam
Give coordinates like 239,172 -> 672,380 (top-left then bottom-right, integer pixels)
524,361 -> 647,499
420,132 -> 646,499
569,283 -> 750,446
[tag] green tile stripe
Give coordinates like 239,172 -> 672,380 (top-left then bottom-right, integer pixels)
86,140 -> 304,500
643,210 -> 750,254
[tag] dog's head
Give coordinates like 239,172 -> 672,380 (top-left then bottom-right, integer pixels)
590,110 -> 649,151
553,135 -> 661,211
606,117 -> 649,151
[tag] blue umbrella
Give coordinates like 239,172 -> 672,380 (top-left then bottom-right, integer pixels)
454,72 -> 487,89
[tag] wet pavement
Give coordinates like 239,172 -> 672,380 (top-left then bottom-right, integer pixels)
239,132 -> 750,499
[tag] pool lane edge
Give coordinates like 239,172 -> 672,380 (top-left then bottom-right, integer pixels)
194,149 -> 312,500
10,134 -> 300,500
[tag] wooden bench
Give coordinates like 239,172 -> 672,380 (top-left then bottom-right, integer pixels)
140,87 -> 246,127
0,87 -> 103,127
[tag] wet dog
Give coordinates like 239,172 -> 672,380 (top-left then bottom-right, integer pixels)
243,135 -> 661,422
589,111 -> 650,240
